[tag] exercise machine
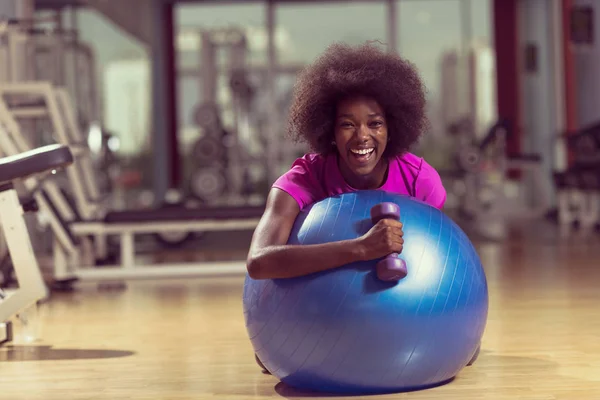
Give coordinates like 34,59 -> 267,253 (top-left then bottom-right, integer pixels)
187,27 -> 267,205
0,17 -> 99,123
0,144 -> 74,344
184,27 -> 306,205
439,119 -> 548,239
0,83 -> 263,286
552,121 -> 600,230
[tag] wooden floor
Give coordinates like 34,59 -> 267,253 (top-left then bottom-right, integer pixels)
2,222 -> 600,399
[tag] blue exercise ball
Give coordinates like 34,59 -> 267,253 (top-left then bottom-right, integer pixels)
243,190 -> 488,394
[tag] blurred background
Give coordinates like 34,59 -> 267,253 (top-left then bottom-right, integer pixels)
0,0 -> 597,286
3,2 -> 600,395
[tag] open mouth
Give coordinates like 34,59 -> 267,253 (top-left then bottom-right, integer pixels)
349,147 -> 375,164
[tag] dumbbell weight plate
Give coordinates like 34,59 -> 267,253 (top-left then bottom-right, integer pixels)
376,255 -> 407,281
457,146 -> 481,173
155,230 -> 192,247
370,202 -> 400,223
154,190 -> 194,247
192,136 -> 224,166
189,167 -> 226,202
193,102 -> 221,129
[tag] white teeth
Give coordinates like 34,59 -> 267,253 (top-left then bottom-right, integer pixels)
351,148 -> 374,155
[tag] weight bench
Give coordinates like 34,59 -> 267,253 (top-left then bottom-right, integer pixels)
60,204 -> 264,281
13,181 -> 264,284
0,144 -> 73,344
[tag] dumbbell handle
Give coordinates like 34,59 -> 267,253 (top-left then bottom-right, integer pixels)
370,202 -> 408,281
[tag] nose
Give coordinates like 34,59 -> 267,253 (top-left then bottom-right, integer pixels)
355,124 -> 370,141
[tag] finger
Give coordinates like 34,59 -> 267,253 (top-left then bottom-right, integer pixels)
389,227 -> 403,237
379,219 -> 402,228
385,235 -> 404,247
379,219 -> 395,227
382,219 -> 402,228
392,242 -> 403,252
392,236 -> 404,246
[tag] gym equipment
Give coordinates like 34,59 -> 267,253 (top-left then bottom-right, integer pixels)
442,120 -> 548,238
0,83 -> 102,219
370,202 -> 407,281
243,190 -> 488,394
552,122 -> 600,229
188,27 -> 302,203
190,29 -> 253,203
0,83 -> 264,284
191,135 -> 225,167
0,18 -> 99,123
553,169 -> 600,228
0,144 -> 74,343
188,112 -> 230,204
193,102 -> 221,131
189,166 -> 227,202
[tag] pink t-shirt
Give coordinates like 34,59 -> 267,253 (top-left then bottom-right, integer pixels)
272,152 -> 447,210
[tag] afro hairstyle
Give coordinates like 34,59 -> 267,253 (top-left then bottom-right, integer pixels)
286,41 -> 429,157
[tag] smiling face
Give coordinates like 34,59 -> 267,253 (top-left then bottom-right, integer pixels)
333,95 -> 389,189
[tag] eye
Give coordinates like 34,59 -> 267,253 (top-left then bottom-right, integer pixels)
370,120 -> 384,128
339,121 -> 354,128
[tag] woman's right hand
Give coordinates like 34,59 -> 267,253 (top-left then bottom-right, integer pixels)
357,219 -> 404,261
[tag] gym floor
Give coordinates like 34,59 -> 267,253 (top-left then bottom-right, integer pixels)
2,219 -> 600,400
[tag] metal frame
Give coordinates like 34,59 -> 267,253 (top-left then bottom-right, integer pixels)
0,82 -> 101,220
0,109 -> 94,280
0,177 -> 48,325
550,0 -> 567,173
0,100 -> 79,223
0,85 -> 91,223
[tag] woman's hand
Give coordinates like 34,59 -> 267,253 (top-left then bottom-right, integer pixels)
357,219 -> 404,261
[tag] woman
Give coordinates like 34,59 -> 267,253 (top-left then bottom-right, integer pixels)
246,42 -> 446,281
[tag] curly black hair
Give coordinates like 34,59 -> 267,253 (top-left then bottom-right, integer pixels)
287,41 -> 429,156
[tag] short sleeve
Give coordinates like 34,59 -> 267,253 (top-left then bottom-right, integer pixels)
271,154 -> 322,210
414,159 -> 447,210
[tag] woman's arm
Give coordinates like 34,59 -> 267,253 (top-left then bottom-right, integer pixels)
246,188 -> 404,279
246,188 -> 363,279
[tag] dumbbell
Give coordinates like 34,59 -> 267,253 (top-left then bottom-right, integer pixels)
370,202 -> 408,281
